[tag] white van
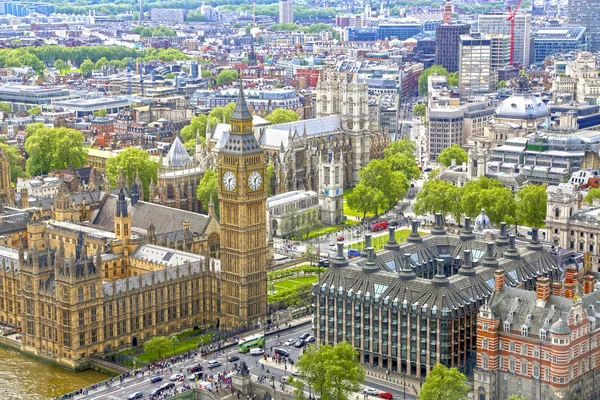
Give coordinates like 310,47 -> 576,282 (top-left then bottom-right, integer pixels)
250,347 -> 265,355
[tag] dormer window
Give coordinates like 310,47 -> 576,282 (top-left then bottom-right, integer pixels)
540,329 -> 547,340
504,322 -> 511,332
522,327 -> 529,337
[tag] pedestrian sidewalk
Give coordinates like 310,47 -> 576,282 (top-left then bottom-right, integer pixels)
364,366 -> 419,397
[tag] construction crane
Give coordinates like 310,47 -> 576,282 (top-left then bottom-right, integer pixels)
506,0 -> 523,66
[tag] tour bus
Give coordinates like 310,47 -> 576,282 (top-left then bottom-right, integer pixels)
237,333 -> 265,353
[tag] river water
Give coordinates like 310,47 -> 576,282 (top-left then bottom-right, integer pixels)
0,347 -> 109,400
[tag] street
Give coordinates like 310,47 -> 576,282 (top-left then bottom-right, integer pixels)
73,323 -> 414,400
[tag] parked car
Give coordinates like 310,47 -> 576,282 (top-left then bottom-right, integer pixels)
160,382 -> 175,391
207,360 -> 222,369
150,376 -> 163,384
299,333 -> 311,340
150,388 -> 162,397
284,338 -> 297,346
227,355 -> 240,362
318,259 -> 329,267
364,388 -> 379,395
379,392 -> 394,399
250,348 -> 265,355
337,236 -> 344,241
423,167 -> 432,172
187,364 -> 202,373
370,221 -> 388,232
127,392 -> 144,400
347,248 -> 361,258
305,335 -> 316,343
294,340 -> 305,348
189,371 -> 203,381
170,373 -> 184,381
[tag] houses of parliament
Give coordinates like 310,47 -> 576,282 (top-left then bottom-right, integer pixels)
0,86 -> 268,371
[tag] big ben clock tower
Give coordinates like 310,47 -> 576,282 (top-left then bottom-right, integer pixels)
217,81 -> 268,329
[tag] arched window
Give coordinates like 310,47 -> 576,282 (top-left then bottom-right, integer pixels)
90,284 -> 95,300
78,287 -> 84,302
348,97 -> 354,115
321,96 -> 328,113
332,97 -> 338,114
555,208 -> 560,218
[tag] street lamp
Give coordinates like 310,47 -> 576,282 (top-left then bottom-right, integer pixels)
402,372 -> 407,400
51,385 -> 56,400
272,375 -> 275,388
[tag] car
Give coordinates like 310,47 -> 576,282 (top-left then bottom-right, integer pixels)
160,382 -> 175,391
187,364 -> 202,373
423,167 -> 432,172
305,335 -> 316,343
170,373 -> 184,381
150,388 -> 162,397
127,392 -> 144,400
363,388 -> 379,395
294,340 -> 305,348
284,338 -> 297,346
347,249 -> 360,258
189,371 -> 203,381
318,259 -> 329,267
274,348 -> 290,357
378,392 -> 394,399
150,376 -> 163,384
227,355 -> 240,362
250,348 -> 265,355
299,333 -> 311,340
207,360 -> 222,369
337,236 -> 344,241
328,242 -> 335,247
389,220 -> 399,227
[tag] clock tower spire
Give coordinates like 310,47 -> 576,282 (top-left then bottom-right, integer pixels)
217,78 -> 268,329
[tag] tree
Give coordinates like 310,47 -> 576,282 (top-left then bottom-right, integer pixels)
459,177 -> 504,218
292,342 -> 364,400
94,109 -> 107,117
201,70 -> 212,78
297,208 -> 323,239
419,364 -> 470,400
281,207 -> 300,238
27,106 -> 41,116
80,59 -> 94,77
143,336 -> 173,359
413,103 -> 426,117
24,126 -> 86,175
303,243 -> 319,266
414,179 -> 460,222
94,57 -> 109,71
385,137 -> 416,158
497,80 -> 507,89
216,69 -> 239,85
346,184 -> 385,218
105,147 -> 158,201
447,72 -> 458,87
265,108 -> 299,124
386,151 -> 421,181
180,113 -> 216,143
165,72 -> 175,79
359,159 -> 409,211
438,144 -> 468,167
208,102 -> 236,124
196,169 -> 219,217
0,143 -> 27,183
585,187 -> 600,204
418,65 -> 451,96
507,395 -> 526,400
517,184 -> 547,228
0,102 -> 11,114
266,163 -> 274,196
54,59 -> 68,75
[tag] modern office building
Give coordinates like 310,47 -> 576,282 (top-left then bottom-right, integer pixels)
0,1 -> 55,16
314,218 -> 560,378
568,0 -> 600,51
149,8 -> 187,23
475,266 -> 600,400
52,97 -> 130,118
0,85 -> 74,112
346,24 -> 423,42
532,26 -> 587,64
435,23 -> 471,73
279,0 -> 293,24
477,13 -> 532,67
459,34 -> 493,95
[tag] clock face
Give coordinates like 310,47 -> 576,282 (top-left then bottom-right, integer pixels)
248,171 -> 262,191
222,171 -> 236,191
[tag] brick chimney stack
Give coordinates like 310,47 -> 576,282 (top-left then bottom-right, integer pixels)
494,269 -> 505,292
584,274 -> 596,295
564,265 -> 578,299
537,277 -> 550,302
552,282 -> 563,297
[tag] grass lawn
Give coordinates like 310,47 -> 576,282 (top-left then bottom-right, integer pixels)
273,276 -> 318,291
118,332 -> 213,365
298,221 -> 358,240
343,187 -> 375,218
346,229 -> 421,251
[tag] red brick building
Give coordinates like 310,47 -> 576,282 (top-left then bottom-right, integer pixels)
475,266 -> 600,400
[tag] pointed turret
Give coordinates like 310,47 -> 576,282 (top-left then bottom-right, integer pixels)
75,230 -> 84,261
117,168 -> 127,188
116,188 -> 128,218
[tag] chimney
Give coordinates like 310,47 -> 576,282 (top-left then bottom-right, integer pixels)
20,188 -> 28,209
537,277 -> 550,302
432,213 -> 445,235
584,274 -> 596,295
494,269 -> 505,292
565,265 -> 577,284
361,233 -> 372,257
407,219 -> 422,243
384,226 -> 400,251
552,282 -> 563,297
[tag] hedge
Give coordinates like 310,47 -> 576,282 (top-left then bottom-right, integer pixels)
267,265 -> 324,281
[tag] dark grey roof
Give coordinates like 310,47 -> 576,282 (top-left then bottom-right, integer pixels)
221,132 -> 263,156
230,84 -> 252,122
93,194 -> 214,236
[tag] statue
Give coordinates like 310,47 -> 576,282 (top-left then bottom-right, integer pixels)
238,361 -> 250,376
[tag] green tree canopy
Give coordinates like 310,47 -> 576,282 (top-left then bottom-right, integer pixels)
517,184 -> 547,228
80,59 -> 94,77
359,159 -> 409,211
414,179 -> 461,222
266,163 -> 274,196
105,147 -> 158,201
418,65 -> 452,96
265,108 -> 299,124
459,177 -> 504,218
507,395 -> 526,400
24,126 -> 86,175
196,169 -> 219,217
54,59 -> 68,75
201,69 -> 212,78
346,183 -> 385,218
384,137 -> 416,158
271,23 -> 298,31
413,103 -> 426,117
208,102 -> 236,123
291,342 -> 364,400
438,144 -> 468,167
0,143 -> 27,183
585,187 -> 600,204
94,109 -> 107,117
180,113 -> 216,144
419,364 -> 470,400
216,69 -> 239,85
0,102 -> 11,114
143,336 -> 173,359
497,80 -> 507,89
27,106 -> 41,116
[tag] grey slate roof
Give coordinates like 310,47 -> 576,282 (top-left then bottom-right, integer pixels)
93,194 -> 213,236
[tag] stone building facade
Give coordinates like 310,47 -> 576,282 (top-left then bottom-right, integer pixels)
314,217 -> 560,378
0,146 -> 15,206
